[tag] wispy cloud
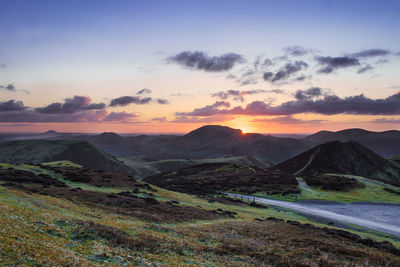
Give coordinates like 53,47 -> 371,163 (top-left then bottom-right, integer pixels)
0,83 -> 30,94
171,115 -> 233,123
0,84 -> 16,91
157,98 -> 169,104
175,101 -> 230,116
150,117 -> 167,123
212,89 -> 284,102
104,111 -> 137,122
251,116 -> 326,124
357,64 -> 373,74
283,46 -> 311,57
350,49 -> 392,58
370,118 -> 400,124
137,88 -> 151,95
263,60 -> 308,82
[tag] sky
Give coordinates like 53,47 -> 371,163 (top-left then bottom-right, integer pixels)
0,0 -> 399,134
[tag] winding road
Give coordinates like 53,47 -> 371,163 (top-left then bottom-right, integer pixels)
225,193 -> 400,236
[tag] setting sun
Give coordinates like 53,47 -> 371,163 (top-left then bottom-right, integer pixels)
1,1 -> 400,265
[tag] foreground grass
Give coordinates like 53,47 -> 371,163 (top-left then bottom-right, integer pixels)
2,162 -> 400,265
1,184 -> 400,266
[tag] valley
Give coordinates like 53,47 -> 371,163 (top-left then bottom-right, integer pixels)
3,2 -> 400,264
1,126 -> 400,265
3,126 -> 400,162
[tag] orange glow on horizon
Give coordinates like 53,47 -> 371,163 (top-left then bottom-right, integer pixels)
0,113 -> 399,134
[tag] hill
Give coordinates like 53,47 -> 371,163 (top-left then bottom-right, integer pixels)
59,132 -> 130,156
304,128 -> 400,157
165,125 -> 310,162
0,139 -> 136,176
275,141 -> 400,185
74,132 -> 125,146
130,125 -> 310,163
145,162 -> 300,195
121,156 -> 273,179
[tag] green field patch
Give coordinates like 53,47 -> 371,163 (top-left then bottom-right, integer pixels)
41,160 -> 82,168
251,173 -> 400,204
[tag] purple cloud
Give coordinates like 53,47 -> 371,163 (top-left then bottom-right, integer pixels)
168,51 -> 244,72
109,96 -> 152,106
157,98 -> 169,104
0,100 -> 27,112
137,88 -> 151,95
263,60 -> 308,82
175,101 -> 230,116
150,117 -> 167,123
178,91 -> 400,116
252,116 -> 325,124
351,49 -> 391,58
0,84 -> 16,91
104,111 -> 137,122
316,56 -> 360,73
35,96 -> 106,114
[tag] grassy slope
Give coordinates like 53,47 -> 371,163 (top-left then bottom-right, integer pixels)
120,156 -> 272,179
1,162 -> 400,265
0,139 -> 70,163
0,140 -> 136,176
0,163 -> 306,266
253,174 -> 400,203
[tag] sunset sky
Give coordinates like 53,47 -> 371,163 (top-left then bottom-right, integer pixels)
1,0 -> 399,134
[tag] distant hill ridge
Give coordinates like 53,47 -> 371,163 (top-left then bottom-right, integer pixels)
304,128 -> 400,156
52,125 -> 308,162
1,125 -> 400,163
275,141 -> 400,185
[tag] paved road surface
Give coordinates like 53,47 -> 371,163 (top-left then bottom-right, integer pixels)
225,193 -> 400,236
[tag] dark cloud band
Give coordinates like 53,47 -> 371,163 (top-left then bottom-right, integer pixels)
0,100 -> 27,112
109,96 -> 152,107
351,49 -> 391,58
316,56 -> 360,73
168,51 -> 244,72
0,96 -> 135,123
178,91 -> 400,116
35,96 -> 105,114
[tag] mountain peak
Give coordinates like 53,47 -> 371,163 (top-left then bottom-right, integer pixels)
43,130 -> 59,134
98,132 -> 121,137
184,125 -> 242,139
92,132 -> 124,144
